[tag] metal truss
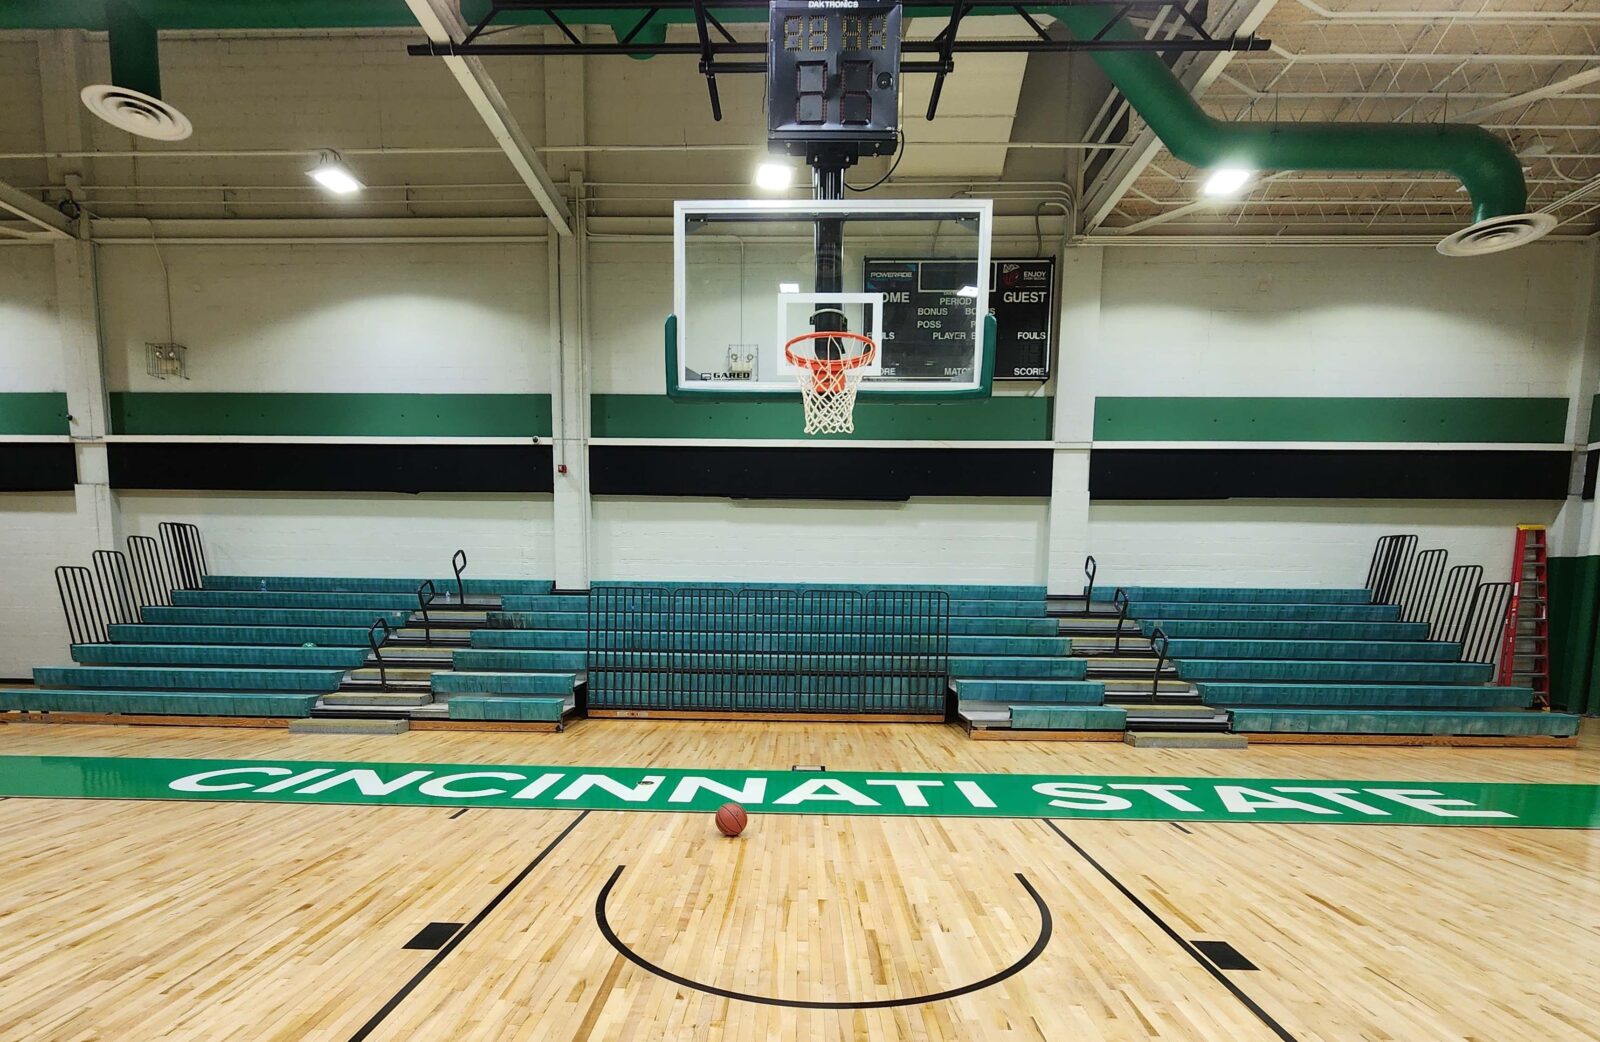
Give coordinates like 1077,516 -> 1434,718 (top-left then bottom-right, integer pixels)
407,0 -> 1271,120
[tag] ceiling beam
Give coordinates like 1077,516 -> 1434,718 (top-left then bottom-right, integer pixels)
0,178 -> 72,238
1080,0 -> 1280,233
404,0 -> 574,237
1453,66 -> 1600,123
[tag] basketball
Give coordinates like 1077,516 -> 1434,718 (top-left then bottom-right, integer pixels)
714,802 -> 748,837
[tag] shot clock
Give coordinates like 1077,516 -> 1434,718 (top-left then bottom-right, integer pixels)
767,0 -> 902,157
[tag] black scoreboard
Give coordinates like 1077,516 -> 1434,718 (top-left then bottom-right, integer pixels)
767,0 -> 902,157
864,258 -> 1057,381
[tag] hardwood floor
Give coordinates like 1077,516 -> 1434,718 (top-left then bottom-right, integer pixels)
1,716 -> 1596,784
0,719 -> 1595,1041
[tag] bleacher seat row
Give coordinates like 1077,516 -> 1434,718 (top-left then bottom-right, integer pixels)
1092,585 -> 1579,740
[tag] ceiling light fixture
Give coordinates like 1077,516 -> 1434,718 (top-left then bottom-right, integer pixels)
1201,167 -> 1253,197
754,161 -> 795,191
308,150 -> 363,194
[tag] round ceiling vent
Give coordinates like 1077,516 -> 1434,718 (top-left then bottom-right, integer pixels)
1436,212 -> 1557,258
80,84 -> 193,142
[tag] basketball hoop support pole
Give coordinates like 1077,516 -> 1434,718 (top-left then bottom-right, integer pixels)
809,146 -> 854,356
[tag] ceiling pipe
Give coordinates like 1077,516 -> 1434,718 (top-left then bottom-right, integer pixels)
1045,4 -> 1554,255
1,1 -> 1558,253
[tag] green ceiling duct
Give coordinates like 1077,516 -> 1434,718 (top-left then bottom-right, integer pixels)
80,1 -> 193,140
1045,5 -> 1553,254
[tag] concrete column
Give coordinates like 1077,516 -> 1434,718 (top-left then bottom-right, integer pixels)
1044,244 -> 1101,595
1551,241 -> 1600,561
542,29 -> 592,589
548,174 -> 592,589
39,30 -> 119,555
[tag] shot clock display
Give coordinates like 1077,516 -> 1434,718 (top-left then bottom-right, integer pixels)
767,0 -> 902,157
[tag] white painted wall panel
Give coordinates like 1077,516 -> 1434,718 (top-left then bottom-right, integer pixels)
118,492 -> 555,580
1086,499 -> 1562,590
0,493 -> 79,675
1096,244 -> 1586,399
0,248 -> 63,391
99,242 -> 549,393
593,496 -> 1048,584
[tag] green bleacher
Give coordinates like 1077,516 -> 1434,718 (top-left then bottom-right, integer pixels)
1104,584 -> 1580,740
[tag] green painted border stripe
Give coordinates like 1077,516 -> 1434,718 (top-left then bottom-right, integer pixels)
1094,397 -> 1568,444
593,394 -> 1052,440
1586,393 -> 1599,443
108,392 -> 553,437
0,392 -> 70,435
0,755 -> 1595,827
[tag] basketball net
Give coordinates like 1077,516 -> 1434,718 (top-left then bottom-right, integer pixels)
784,331 -> 876,435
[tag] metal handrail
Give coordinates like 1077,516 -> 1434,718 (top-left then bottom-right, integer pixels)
1149,626 -> 1170,701
416,579 -> 438,645
1365,533 -> 1417,606
56,566 -> 107,645
92,550 -> 139,628
452,550 -> 468,604
158,521 -> 207,591
1112,587 -> 1130,653
127,534 -> 173,609
1460,582 -> 1513,666
1082,555 -> 1097,605
368,617 -> 392,687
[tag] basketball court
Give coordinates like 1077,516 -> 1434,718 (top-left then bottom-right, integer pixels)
1,721 -> 1596,1041
2,1 -> 1599,1040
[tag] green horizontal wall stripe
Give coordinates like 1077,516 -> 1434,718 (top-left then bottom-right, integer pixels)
1548,555 -> 1600,716
1587,393 -> 1599,444
592,394 -> 1052,440
1094,397 -> 1568,444
108,392 -> 553,437
0,392 -> 69,435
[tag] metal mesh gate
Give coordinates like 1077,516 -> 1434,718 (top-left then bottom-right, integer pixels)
587,587 -> 950,714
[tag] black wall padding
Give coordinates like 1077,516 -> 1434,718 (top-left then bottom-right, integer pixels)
0,443 -> 76,492
1091,448 -> 1570,500
1584,451 -> 1597,502
108,443 -> 553,493
590,446 -> 1053,500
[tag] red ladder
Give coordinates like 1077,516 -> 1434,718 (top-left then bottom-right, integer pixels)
1497,524 -> 1550,708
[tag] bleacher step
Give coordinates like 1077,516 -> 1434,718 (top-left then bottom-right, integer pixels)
1123,730 -> 1248,749
324,689 -> 434,707
290,717 -> 410,735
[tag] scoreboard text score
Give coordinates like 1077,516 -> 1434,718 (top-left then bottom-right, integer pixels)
767,0 -> 902,156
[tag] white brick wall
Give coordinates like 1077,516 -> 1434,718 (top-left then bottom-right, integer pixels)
592,496 -> 1049,584
1085,499 -> 1561,590
118,492 -> 555,580
99,242 -> 550,394
0,248 -> 63,392
0,493 -> 79,676
1097,243 -> 1587,398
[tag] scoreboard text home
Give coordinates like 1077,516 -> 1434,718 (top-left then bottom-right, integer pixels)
867,258 -> 1057,381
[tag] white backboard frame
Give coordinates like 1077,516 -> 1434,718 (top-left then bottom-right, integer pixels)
673,197 -> 993,395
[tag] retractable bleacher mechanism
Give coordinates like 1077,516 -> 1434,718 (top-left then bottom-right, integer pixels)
587,586 -> 951,717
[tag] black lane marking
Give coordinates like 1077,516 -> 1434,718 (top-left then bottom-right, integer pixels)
1043,820 -> 1300,1042
403,922 -> 463,951
346,810 -> 589,1042
595,864 -> 1051,1009
1194,940 -> 1259,971
448,808 -> 470,820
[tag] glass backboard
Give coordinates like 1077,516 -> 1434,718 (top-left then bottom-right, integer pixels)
669,198 -> 994,396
